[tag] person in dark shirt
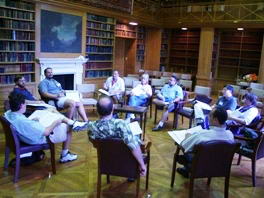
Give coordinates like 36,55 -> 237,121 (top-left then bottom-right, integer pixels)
13,75 -> 44,104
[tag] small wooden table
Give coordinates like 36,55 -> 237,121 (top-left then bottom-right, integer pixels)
113,104 -> 148,140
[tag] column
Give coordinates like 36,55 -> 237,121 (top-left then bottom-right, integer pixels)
258,35 -> 264,83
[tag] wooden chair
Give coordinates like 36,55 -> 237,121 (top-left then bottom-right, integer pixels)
234,119 -> 264,186
171,141 -> 240,198
90,138 -> 151,198
76,84 -> 97,111
0,116 -> 56,183
179,79 -> 193,91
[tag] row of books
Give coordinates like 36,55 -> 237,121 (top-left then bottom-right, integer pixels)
137,33 -> 145,39
116,24 -> 136,31
87,14 -> 114,24
85,70 -> 112,78
87,29 -> 114,38
0,8 -> 34,20
0,73 -> 33,84
137,39 -> 145,44
85,62 -> 112,69
87,37 -> 113,45
0,63 -> 33,73
170,51 -> 198,57
87,22 -> 114,31
161,44 -> 168,50
219,59 -> 260,66
0,30 -> 34,40
116,30 -> 136,38
170,58 -> 198,65
160,52 -> 168,57
137,26 -> 145,33
220,43 -> 261,51
137,45 -> 144,50
86,54 -> 112,61
219,51 -> 261,59
1,0 -> 34,11
170,44 -> 199,50
0,19 -> 35,30
137,55 -> 144,61
0,52 -> 34,62
86,46 -> 112,53
222,37 -> 262,43
0,41 -> 35,51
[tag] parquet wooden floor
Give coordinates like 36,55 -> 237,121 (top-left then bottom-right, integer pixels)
0,111 -> 264,198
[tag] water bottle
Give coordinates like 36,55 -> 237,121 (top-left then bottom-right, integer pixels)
12,30 -> 16,40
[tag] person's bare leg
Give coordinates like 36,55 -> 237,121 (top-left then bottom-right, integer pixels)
76,102 -> 88,121
64,100 -> 76,119
62,129 -> 72,150
160,110 -> 169,123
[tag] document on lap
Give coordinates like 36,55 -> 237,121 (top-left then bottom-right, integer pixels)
98,89 -> 114,96
168,125 -> 203,145
128,121 -> 142,136
26,103 -> 54,109
65,90 -> 80,102
28,110 -> 64,127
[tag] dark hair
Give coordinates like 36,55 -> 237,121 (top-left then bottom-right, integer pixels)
8,91 -> 25,112
44,67 -> 52,74
212,107 -> 228,125
14,75 -> 23,83
244,93 -> 257,106
171,75 -> 179,82
225,85 -> 234,94
96,96 -> 113,117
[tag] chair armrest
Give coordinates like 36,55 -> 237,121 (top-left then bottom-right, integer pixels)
234,135 -> 256,142
187,91 -> 195,99
141,141 -> 152,153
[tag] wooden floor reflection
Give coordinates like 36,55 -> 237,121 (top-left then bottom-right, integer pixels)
0,111 -> 264,198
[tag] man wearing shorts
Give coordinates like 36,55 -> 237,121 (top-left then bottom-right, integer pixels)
4,91 -> 79,163
38,67 -> 88,121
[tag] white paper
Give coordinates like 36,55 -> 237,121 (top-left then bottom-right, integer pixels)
28,110 -> 64,127
98,89 -> 112,96
128,121 -> 142,136
20,152 -> 32,158
26,103 -> 54,108
168,125 -> 203,145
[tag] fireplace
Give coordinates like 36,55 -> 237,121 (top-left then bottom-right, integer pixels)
53,74 -> 74,90
37,56 -> 87,90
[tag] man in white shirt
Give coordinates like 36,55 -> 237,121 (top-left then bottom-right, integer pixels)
126,73 -> 152,122
103,70 -> 125,103
227,93 -> 259,134
177,107 -> 234,178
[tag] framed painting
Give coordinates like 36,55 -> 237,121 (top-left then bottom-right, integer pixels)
40,9 -> 82,53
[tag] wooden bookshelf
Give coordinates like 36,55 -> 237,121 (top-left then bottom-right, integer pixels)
216,29 -> 263,80
136,26 -> 146,70
169,29 -> 200,74
115,23 -> 136,39
160,29 -> 170,71
0,0 -> 35,86
85,13 -> 115,80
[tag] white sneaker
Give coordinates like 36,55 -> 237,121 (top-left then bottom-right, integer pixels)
60,151 -> 77,163
72,121 -> 88,131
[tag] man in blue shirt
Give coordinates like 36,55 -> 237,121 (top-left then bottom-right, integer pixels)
38,67 -> 88,122
4,91 -> 85,163
152,75 -> 183,131
194,85 -> 237,126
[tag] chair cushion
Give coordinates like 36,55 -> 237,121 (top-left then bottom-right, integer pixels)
81,98 -> 97,105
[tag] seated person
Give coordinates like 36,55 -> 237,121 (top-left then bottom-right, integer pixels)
87,96 -> 146,176
4,92 -> 86,163
152,75 -> 183,131
13,75 -> 44,104
193,85 -> 237,127
38,67 -> 88,122
177,107 -> 234,178
227,93 -> 259,134
103,70 -> 125,104
126,73 -> 152,122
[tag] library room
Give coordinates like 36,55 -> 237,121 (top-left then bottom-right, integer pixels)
1,0 -> 264,197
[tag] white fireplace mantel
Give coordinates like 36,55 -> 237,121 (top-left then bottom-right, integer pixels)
38,56 -> 87,90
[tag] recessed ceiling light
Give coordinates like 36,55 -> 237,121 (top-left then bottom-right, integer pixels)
129,22 -> 138,26
181,27 -> 188,30
237,28 -> 244,31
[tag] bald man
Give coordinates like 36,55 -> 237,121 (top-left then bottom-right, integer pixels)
87,96 -> 146,176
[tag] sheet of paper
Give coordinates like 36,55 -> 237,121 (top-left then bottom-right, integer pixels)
26,103 -> 54,108
28,110 -> 64,127
128,121 -> 142,136
98,89 -> 112,96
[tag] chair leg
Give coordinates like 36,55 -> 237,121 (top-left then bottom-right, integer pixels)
14,155 -> 20,183
145,154 -> 150,190
237,154 -> 242,165
224,176 -> 230,198
251,159 -> 256,187
154,106 -> 157,124
97,174 -> 101,198
173,113 -> 179,129
207,177 -> 211,186
171,147 -> 180,188
106,175 -> 110,184
136,177 -> 140,198
150,103 -> 152,118
189,178 -> 194,198
50,144 -> 56,174
4,147 -> 10,169
189,118 -> 192,128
